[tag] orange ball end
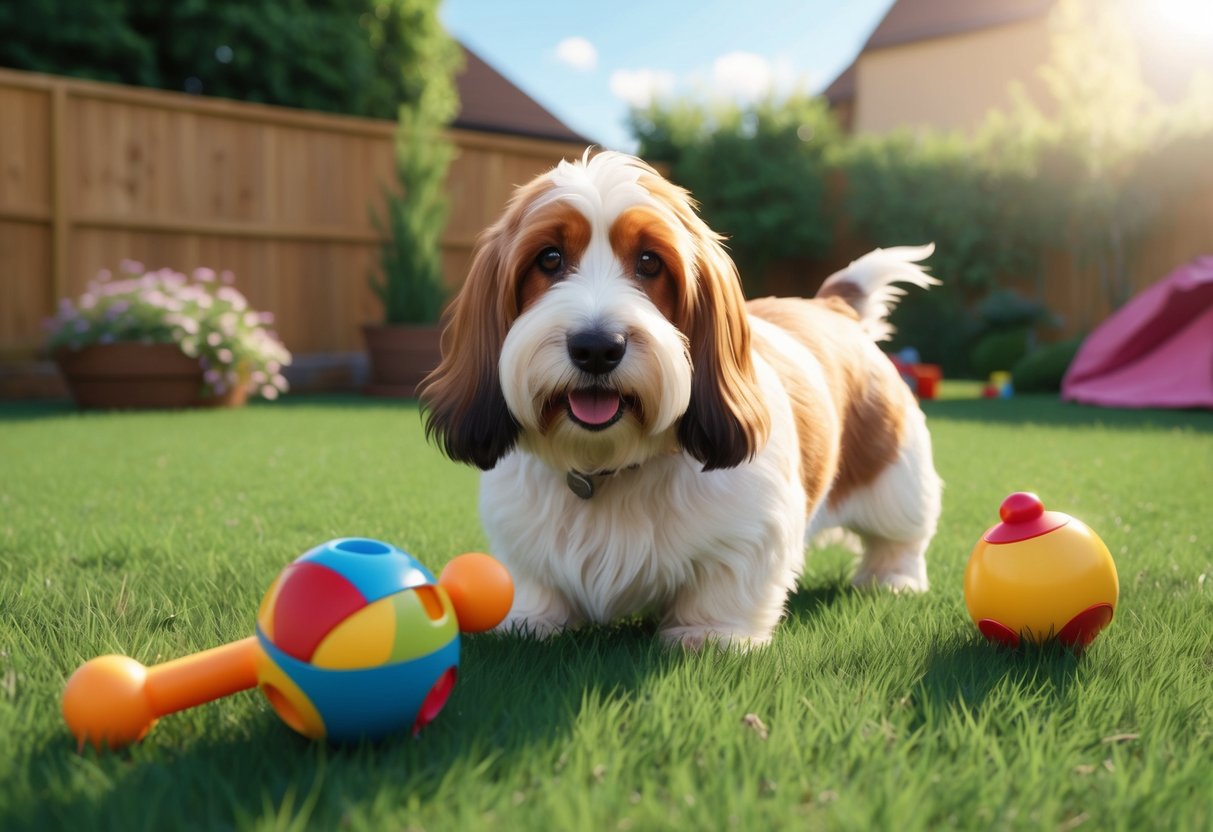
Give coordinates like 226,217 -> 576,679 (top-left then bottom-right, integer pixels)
62,655 -> 158,750
439,553 -> 514,633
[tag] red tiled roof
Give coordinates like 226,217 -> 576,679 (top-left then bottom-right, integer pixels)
453,45 -> 593,145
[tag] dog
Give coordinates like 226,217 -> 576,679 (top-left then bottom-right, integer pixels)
419,151 -> 943,649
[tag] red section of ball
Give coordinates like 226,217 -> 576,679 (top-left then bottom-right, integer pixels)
1057,603 -> 1114,648
271,562 -> 368,661
984,492 -> 1071,544
999,492 -> 1044,524
412,666 -> 457,736
977,618 -> 1021,648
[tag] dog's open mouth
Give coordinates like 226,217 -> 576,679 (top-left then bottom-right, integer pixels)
565,387 -> 628,431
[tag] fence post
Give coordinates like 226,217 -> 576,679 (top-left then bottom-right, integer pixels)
50,80 -> 68,301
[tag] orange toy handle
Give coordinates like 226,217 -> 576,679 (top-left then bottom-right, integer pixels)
63,636 -> 261,750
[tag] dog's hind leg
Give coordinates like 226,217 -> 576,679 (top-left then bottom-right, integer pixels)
834,412 -> 942,594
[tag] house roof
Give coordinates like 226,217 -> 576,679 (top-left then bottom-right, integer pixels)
824,0 -> 1212,107
863,0 -> 1055,51
453,45 -> 594,145
824,0 -> 1055,104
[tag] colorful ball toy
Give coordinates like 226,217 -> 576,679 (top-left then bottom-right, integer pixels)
964,492 -> 1118,649
62,539 -> 513,750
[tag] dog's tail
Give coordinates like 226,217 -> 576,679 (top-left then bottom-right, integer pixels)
815,243 -> 939,342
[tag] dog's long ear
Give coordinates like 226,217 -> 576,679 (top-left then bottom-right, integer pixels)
418,223 -> 519,470
643,176 -> 769,470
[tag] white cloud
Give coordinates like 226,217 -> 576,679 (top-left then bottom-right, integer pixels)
708,51 -> 803,102
609,53 -> 807,111
609,68 -> 678,108
555,36 -> 598,72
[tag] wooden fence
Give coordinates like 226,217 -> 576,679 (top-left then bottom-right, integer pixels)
2,66 -> 1210,389
0,67 -> 590,363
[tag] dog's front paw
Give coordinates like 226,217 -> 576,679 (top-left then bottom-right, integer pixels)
851,569 -> 929,594
659,625 -> 771,652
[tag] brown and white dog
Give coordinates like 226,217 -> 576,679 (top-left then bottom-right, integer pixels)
420,151 -> 942,649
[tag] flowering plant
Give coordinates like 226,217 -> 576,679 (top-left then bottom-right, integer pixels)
45,261 -> 291,400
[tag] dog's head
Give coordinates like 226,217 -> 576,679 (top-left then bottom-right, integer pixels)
419,151 -> 769,474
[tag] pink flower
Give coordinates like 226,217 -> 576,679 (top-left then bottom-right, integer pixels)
193,267 -> 216,282
119,259 -> 145,274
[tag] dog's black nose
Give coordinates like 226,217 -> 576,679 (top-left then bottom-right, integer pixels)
567,330 -> 627,376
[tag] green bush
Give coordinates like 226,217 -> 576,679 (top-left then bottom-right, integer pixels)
970,328 -> 1031,379
832,129 -> 1060,298
631,94 -> 842,294
885,290 -> 976,378
0,0 -> 445,119
1012,336 -> 1084,392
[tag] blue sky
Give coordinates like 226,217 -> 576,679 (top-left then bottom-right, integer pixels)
440,0 -> 897,150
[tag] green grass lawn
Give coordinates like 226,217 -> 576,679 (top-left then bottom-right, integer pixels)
1,386 -> 1211,830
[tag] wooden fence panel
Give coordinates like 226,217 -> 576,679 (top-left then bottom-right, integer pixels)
0,67 -> 588,365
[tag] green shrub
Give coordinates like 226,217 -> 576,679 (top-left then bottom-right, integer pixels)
1012,336 -> 1084,392
631,94 -> 842,293
971,328 -> 1031,379
885,290 -> 976,378
0,0 -> 446,119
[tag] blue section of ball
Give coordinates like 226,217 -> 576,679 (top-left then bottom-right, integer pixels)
258,626 -> 460,743
296,538 -> 436,603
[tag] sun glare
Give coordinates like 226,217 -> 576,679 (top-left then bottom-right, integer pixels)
1153,0 -> 1213,41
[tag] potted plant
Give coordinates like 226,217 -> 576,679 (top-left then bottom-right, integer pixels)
362,4 -> 461,397
46,261 -> 291,409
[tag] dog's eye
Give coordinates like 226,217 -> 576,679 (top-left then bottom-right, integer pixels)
537,247 -> 563,276
637,251 -> 663,279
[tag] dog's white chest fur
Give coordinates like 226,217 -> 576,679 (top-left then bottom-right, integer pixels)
481,436 -> 805,627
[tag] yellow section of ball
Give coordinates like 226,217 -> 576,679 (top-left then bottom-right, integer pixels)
310,596 -> 397,669
254,649 -> 326,739
256,572 -> 283,641
964,519 -> 1119,642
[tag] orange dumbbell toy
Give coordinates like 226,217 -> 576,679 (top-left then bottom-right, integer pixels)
964,492 -> 1118,649
63,540 -> 513,750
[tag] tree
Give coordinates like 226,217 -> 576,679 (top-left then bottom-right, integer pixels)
0,0 -> 447,119
370,0 -> 462,324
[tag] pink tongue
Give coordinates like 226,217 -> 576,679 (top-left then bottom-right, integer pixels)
567,389 -> 622,425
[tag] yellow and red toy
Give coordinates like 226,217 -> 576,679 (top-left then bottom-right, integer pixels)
62,539 -> 513,750
964,492 -> 1118,649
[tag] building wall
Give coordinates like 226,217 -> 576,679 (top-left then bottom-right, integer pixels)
854,17 -> 1053,134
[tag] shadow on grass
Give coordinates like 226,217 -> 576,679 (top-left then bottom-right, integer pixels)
922,394 -> 1213,433
784,580 -> 849,621
10,623 -> 691,829
0,394 -> 424,425
914,637 -> 1086,716
13,587 -> 852,829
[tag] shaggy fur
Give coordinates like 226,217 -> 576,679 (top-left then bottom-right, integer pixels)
420,151 -> 943,649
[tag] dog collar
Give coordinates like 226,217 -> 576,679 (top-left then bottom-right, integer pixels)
566,470 -> 599,499
566,465 -> 639,500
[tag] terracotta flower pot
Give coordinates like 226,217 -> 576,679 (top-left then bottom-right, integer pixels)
54,343 -> 249,410
362,324 -> 443,398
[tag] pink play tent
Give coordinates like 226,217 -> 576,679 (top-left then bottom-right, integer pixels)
1062,256 -> 1213,409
